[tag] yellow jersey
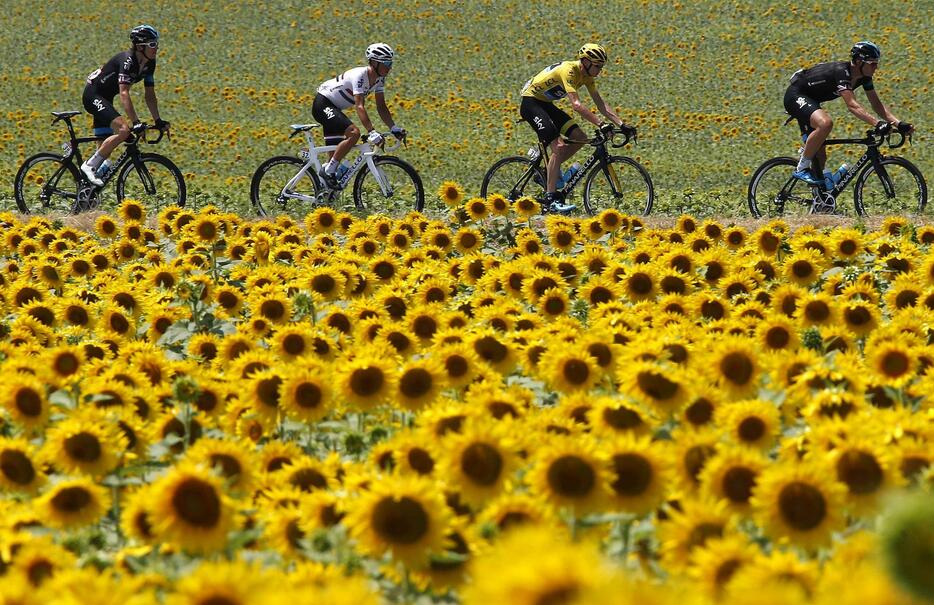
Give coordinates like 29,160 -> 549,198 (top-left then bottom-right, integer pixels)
521,60 -> 596,102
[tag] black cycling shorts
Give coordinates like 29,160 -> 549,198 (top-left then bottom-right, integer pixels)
82,86 -> 120,136
784,86 -> 821,137
520,96 -> 580,146
312,94 -> 353,143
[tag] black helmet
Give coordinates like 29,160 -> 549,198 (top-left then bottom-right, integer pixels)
851,41 -> 881,62
130,24 -> 160,45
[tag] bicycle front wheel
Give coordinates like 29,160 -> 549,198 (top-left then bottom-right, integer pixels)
352,155 -> 424,215
479,156 -> 545,201
582,156 -> 654,216
250,156 -> 323,217
14,153 -> 80,214
854,156 -> 928,217
748,157 -> 814,218
116,153 -> 186,209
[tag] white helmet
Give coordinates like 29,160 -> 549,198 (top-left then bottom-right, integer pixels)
365,43 -> 394,64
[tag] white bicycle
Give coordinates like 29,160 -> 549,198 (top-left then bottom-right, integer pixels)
250,123 -> 424,216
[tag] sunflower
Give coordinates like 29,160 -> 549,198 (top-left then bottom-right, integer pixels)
346,473 -> 450,567
37,476 -> 110,529
150,463 -> 235,553
185,438 -> 259,496
395,357 -> 446,410
527,435 -> 608,514
475,491 -> 560,536
755,314 -> 799,353
716,399 -> 781,450
750,458 -> 847,549
727,550 -> 819,602
461,525 -> 615,605
334,352 -> 397,411
689,535 -> 762,598
672,427 -> 721,491
538,343 -> 602,393
699,445 -> 768,515
782,248 -> 825,287
469,329 -> 517,375
438,180 -> 466,208
603,434 -> 671,515
703,335 -> 760,398
438,419 -> 518,507
659,496 -> 735,572
119,485 -> 158,545
279,455 -> 334,494
590,396 -> 657,438
41,409 -> 127,477
166,559 -> 270,605
0,437 -> 45,493
865,340 -> 918,388
6,536 -> 78,588
618,359 -> 691,414
840,299 -> 880,338
278,365 -> 332,424
826,436 -> 903,517
513,196 -> 540,219
0,374 -> 50,432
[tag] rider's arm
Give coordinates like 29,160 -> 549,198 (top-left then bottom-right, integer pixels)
567,91 -> 602,129
374,92 -> 395,129
588,88 -> 622,126
864,89 -> 903,127
839,89 -> 879,127
118,83 -> 140,125
144,86 -> 161,123
353,94 -> 376,133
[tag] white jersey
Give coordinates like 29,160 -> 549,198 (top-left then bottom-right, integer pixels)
316,66 -> 385,110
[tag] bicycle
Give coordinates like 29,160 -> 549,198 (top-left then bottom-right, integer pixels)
748,128 -> 926,218
250,123 -> 424,217
479,125 -> 654,215
14,110 -> 185,214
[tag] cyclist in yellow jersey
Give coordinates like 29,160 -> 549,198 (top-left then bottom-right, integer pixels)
520,43 -> 633,213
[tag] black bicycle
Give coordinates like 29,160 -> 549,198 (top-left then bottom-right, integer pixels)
14,110 -> 185,214
479,126 -> 654,215
748,128 -> 926,218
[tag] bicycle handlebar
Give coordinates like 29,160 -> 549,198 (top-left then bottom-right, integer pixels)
561,126 -> 637,148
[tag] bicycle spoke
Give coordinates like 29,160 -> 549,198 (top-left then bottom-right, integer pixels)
857,158 -> 926,216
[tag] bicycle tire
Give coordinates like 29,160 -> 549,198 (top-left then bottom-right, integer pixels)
115,153 -> 186,209
582,155 -> 654,216
13,152 -> 80,214
479,156 -> 545,201
250,155 -> 323,217
352,155 -> 424,215
748,156 -> 814,218
854,156 -> 928,217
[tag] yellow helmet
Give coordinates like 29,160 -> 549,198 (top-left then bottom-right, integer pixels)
577,43 -> 608,65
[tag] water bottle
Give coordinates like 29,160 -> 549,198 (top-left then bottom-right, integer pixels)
557,163 -> 581,190
823,163 -> 848,190
527,146 -> 540,160
95,159 -> 112,179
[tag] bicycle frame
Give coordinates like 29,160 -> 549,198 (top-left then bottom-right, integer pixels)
283,127 -> 401,203
525,133 -> 621,196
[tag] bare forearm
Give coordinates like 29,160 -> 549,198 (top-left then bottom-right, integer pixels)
376,102 -> 394,129
145,91 -> 160,121
120,92 -> 139,123
355,105 -> 375,132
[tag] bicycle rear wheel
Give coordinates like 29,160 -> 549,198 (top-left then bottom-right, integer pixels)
352,155 -> 424,215
13,153 -> 80,214
582,156 -> 654,216
748,157 -> 814,218
116,153 -> 186,209
250,156 -> 323,217
479,156 -> 545,201
854,156 -> 927,217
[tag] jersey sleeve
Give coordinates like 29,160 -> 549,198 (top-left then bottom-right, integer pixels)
559,65 -> 579,95
834,65 -> 853,94
351,69 -> 369,96
117,54 -> 136,86
862,77 -> 874,91
373,77 -> 385,94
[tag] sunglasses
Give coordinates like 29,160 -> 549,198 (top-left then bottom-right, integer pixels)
377,61 -> 393,69
139,41 -> 159,49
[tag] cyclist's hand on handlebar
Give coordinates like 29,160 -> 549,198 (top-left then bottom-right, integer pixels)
619,123 -> 637,138
896,121 -> 914,136
390,125 -> 407,141
367,130 -> 384,146
131,121 -> 148,135
597,122 -> 615,138
873,120 -> 893,136
154,118 -> 171,140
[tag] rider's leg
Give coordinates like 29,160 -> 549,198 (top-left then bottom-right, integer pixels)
324,124 -> 360,174
546,125 -> 584,192
798,110 -> 832,172
94,117 -> 130,161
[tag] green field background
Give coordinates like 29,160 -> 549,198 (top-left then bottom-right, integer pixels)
1,0 -> 931,215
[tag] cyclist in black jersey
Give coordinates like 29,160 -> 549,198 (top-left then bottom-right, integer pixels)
79,24 -> 169,186
784,41 -> 914,184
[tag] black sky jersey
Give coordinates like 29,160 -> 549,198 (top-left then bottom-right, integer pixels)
788,61 -> 873,103
85,51 -> 156,99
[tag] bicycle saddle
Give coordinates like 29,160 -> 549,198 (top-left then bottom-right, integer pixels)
51,110 -> 81,119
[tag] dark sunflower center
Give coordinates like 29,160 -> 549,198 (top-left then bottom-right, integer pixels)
722,466 -> 757,503
636,371 -> 679,400
546,455 -> 596,498
51,486 -> 92,513
684,445 -> 716,484
610,453 -> 652,497
371,496 -> 430,545
737,417 -> 766,443
778,481 -> 827,531
603,406 -> 643,430
349,367 -> 384,397
14,388 -> 43,417
720,352 -> 754,386
0,449 -> 36,485
209,454 -> 242,480
836,450 -> 883,495
461,442 -> 503,486
171,478 -> 222,528
64,432 -> 102,463
399,368 -> 433,399
290,468 -> 328,492
562,359 -> 591,385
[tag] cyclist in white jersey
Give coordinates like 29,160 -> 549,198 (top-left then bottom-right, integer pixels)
312,43 -> 406,189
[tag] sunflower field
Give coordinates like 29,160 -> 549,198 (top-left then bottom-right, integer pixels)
1,0 -> 932,215
0,194 -> 932,604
